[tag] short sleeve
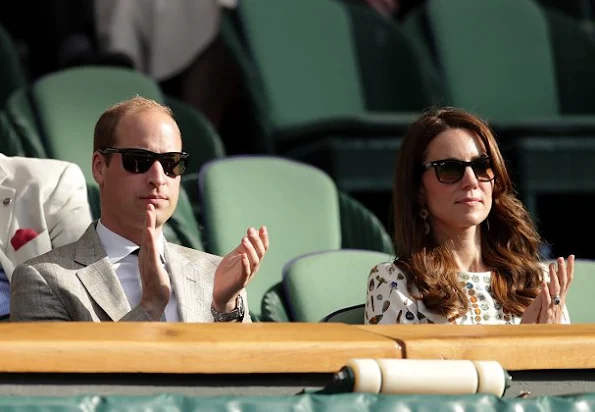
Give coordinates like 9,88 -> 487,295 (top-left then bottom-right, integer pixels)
364,262 -> 424,325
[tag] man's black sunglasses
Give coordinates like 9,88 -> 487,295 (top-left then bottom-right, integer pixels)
99,148 -> 190,177
421,156 -> 495,184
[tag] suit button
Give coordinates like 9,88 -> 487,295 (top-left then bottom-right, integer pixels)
2,198 -> 11,205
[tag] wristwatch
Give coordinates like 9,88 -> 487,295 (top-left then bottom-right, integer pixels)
211,295 -> 245,322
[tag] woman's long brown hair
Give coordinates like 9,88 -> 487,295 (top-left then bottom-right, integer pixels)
392,107 -> 542,319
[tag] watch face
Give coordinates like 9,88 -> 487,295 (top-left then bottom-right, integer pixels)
211,295 -> 245,322
237,295 -> 245,314
234,295 -> 245,320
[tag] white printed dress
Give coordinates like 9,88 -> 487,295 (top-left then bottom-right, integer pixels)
364,261 -> 570,325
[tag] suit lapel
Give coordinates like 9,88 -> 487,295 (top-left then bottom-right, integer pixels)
166,243 -> 212,322
75,224 -> 132,321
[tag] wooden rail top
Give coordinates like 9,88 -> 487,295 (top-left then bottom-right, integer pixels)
0,323 -> 594,374
0,322 -> 399,374
358,324 -> 595,370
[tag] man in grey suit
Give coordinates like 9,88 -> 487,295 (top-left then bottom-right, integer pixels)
10,96 -> 268,322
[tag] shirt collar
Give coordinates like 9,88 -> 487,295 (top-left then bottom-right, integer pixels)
96,220 -> 165,264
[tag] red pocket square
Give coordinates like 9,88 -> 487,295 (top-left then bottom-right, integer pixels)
11,228 -> 39,251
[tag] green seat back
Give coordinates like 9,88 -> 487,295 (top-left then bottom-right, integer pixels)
30,66 -> 163,181
544,8 -> 595,114
5,88 -> 47,158
162,187 -> 204,251
237,0 -> 365,133
220,10 -> 274,153
164,95 -> 226,174
565,259 -> 595,323
165,96 -> 226,242
86,182 -> 101,221
0,23 -> 27,111
260,282 -> 291,322
537,0 -> 588,20
321,303 -> 365,324
199,156 -> 341,319
283,249 -> 392,322
404,0 -> 560,121
0,111 -> 25,156
339,191 -> 394,254
344,3 -> 441,112
258,191 -> 393,323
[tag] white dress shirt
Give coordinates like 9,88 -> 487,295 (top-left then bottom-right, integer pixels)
96,220 -> 180,321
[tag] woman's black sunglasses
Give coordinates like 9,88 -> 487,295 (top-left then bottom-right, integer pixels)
99,148 -> 190,177
422,156 -> 495,184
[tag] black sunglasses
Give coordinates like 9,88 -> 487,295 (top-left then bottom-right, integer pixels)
422,156 -> 495,184
99,148 -> 189,177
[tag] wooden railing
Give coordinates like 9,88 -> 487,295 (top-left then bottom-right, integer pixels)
358,324 -> 595,370
0,323 -> 593,373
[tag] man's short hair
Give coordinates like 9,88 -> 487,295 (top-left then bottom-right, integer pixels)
93,96 -> 175,157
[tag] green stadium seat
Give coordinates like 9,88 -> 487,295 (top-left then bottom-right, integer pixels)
221,0 -> 438,193
283,249 -> 392,322
198,155 -> 394,321
565,259 -> 595,324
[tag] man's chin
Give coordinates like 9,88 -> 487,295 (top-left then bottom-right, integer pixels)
155,211 -> 175,228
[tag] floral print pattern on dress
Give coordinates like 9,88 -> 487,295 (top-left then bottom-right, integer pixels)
364,261 -> 571,325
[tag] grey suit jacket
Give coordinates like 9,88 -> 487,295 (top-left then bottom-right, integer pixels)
10,223 -> 251,322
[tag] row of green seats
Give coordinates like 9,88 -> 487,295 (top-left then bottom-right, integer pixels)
0,61 -> 395,322
223,0 -> 595,225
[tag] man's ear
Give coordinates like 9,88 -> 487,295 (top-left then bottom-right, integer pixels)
92,152 -> 105,187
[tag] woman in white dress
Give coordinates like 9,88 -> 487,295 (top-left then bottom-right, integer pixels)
365,107 -> 573,325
